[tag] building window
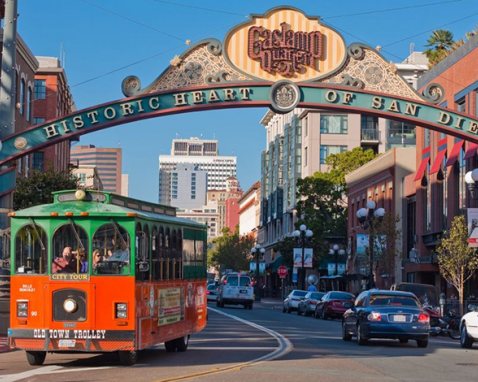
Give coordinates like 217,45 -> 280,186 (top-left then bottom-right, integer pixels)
34,79 -> 46,100
320,145 -> 347,164
456,97 -> 466,113
320,114 -> 348,134
19,79 -> 25,115
304,146 -> 308,166
26,87 -> 32,121
32,152 -> 44,171
33,117 -> 45,125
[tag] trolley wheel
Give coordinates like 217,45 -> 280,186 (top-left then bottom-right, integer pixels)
175,335 -> 190,352
26,351 -> 46,366
118,350 -> 137,366
164,339 -> 177,352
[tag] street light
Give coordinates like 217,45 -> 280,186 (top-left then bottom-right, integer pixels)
465,169 -> 478,202
356,200 -> 385,290
251,244 -> 265,301
293,224 -> 313,290
329,244 -> 346,276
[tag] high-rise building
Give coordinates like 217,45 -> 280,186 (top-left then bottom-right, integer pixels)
168,163 -> 207,209
32,56 -> 75,172
159,137 -> 237,204
70,145 -> 124,194
258,53 -> 428,263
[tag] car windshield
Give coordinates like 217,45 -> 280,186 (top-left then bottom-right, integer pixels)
329,292 -> 354,300
370,295 -> 419,307
310,292 -> 325,300
207,284 -> 216,291
240,276 -> 251,286
292,290 -> 307,297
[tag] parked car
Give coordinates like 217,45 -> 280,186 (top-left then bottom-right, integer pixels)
314,291 -> 355,319
297,291 -> 326,316
342,289 -> 430,347
206,283 -> 218,302
459,304 -> 478,348
216,273 -> 254,309
283,290 -> 307,313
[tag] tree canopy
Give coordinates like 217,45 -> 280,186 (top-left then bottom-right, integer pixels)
287,147 -> 377,267
13,169 -> 78,210
207,226 -> 255,274
436,215 -> 478,315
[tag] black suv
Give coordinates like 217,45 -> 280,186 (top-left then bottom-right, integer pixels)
342,289 -> 430,347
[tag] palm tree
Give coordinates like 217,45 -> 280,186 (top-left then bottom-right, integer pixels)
424,29 -> 455,66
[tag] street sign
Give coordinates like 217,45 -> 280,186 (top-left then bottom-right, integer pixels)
278,265 -> 288,279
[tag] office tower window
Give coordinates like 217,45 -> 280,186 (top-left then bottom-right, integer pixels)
320,114 -> 348,134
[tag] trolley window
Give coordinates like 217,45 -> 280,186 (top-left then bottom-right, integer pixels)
52,222 -> 88,274
15,223 -> 48,274
92,222 -> 130,275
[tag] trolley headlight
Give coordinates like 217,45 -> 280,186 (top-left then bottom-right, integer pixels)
115,303 -> 128,319
17,301 -> 28,317
63,298 -> 78,313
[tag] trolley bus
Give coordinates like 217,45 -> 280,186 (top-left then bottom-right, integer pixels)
8,189 -> 207,365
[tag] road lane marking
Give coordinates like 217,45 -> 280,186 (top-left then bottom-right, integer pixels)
0,365 -> 112,382
153,307 -> 293,382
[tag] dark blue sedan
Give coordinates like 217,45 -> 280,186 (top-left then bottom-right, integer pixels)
342,290 -> 430,347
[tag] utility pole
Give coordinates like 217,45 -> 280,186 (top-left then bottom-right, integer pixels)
0,0 -> 18,228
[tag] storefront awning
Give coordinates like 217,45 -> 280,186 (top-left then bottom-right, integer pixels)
430,150 -> 446,175
464,142 -> 478,159
446,140 -> 464,166
414,157 -> 430,181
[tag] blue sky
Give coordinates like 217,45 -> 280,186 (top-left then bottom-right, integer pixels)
18,0 -> 478,202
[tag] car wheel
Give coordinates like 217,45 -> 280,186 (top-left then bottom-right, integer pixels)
282,306 -> 286,313
460,324 -> 474,348
321,309 -> 328,320
164,339 -> 177,352
357,324 -> 368,345
287,306 -> 292,313
26,351 -> 46,366
342,321 -> 352,341
118,350 -> 138,365
297,307 -> 302,315
416,338 -> 428,348
175,335 -> 189,352
399,338 -> 408,344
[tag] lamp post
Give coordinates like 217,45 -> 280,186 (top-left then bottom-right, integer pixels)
329,244 -> 346,276
465,169 -> 478,206
251,244 -> 265,301
356,200 -> 385,290
293,224 -> 313,290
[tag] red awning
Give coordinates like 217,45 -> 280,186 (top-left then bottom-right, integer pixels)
464,142 -> 478,159
414,157 -> 430,181
430,150 -> 447,175
446,140 -> 464,167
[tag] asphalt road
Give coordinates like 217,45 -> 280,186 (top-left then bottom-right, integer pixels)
1,300 -> 477,382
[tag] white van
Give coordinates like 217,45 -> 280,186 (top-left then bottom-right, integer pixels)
216,273 -> 254,309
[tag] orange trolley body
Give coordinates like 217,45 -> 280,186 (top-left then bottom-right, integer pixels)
8,190 -> 208,365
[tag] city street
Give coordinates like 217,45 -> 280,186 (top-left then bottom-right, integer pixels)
1,299 -> 477,382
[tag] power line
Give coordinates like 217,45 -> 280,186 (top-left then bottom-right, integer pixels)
322,0 -> 466,19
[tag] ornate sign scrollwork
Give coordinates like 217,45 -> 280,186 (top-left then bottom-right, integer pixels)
122,76 -> 142,97
207,40 -> 222,56
347,43 -> 366,60
270,80 -> 301,114
422,83 -> 445,104
340,74 -> 365,89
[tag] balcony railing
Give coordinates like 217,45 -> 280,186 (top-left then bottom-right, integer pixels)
361,129 -> 379,142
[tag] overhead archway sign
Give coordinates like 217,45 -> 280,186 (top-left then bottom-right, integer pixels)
1,6 -> 477,169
